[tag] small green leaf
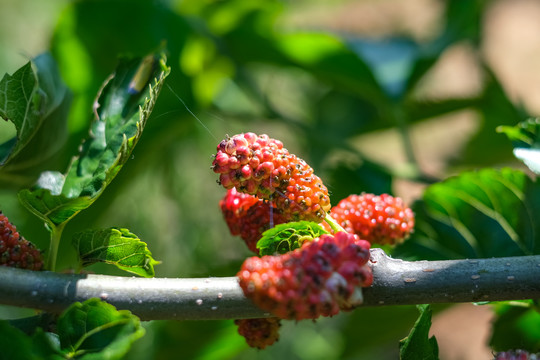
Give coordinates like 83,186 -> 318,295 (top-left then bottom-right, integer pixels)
0,53 -> 70,168
57,298 -> 145,360
256,221 -> 329,256
0,320 -> 41,360
18,52 -> 170,229
399,304 -> 439,360
498,118 -> 540,174
489,301 -> 540,353
31,329 -> 64,360
73,228 -> 160,277
394,168 -> 540,260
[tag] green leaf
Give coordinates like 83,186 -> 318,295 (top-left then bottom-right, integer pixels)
18,52 -> 170,229
57,298 -> 145,360
31,330 -> 64,360
394,168 -> 540,260
0,320 -> 41,360
256,221 -> 329,256
490,301 -> 540,353
498,118 -> 540,174
73,228 -> 160,277
399,304 -> 439,360
0,53 -> 70,168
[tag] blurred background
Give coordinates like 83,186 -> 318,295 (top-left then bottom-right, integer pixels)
0,0 -> 537,358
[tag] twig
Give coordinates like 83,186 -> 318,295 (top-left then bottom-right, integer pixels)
1,249 -> 539,321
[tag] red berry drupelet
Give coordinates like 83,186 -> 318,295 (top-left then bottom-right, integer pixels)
212,133 -> 331,222
237,232 -> 373,321
0,211 -> 43,271
220,188 -> 260,236
220,188 -> 288,254
326,193 -> 414,245
234,317 -> 282,349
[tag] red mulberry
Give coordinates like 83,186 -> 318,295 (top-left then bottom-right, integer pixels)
234,317 -> 281,349
213,133 -> 330,222
238,232 -> 372,320
220,188 -> 288,254
0,211 -> 43,271
326,193 -> 414,245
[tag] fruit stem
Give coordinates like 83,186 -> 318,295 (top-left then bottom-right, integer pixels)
324,213 -> 346,233
46,223 -> 65,272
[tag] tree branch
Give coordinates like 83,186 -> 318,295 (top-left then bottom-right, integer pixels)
1,249 -> 540,321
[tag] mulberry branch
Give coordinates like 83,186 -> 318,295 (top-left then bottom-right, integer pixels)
0,249 -> 539,321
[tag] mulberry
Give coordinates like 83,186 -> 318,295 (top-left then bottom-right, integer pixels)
220,188 -> 288,254
494,350 -> 538,360
238,232 -> 372,320
213,133 -> 330,222
0,211 -> 43,271
326,193 -> 414,245
234,317 -> 281,349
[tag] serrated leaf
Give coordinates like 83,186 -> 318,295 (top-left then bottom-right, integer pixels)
256,221 -> 329,256
399,304 -> 439,360
18,53 -> 170,229
73,228 -> 160,277
498,118 -> 540,174
394,168 -> 540,260
0,53 -> 70,168
57,298 -> 144,360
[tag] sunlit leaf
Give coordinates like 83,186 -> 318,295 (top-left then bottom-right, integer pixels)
394,168 -> 540,260
257,221 -> 329,256
399,304 -> 439,360
498,118 -> 540,174
73,227 -> 160,277
58,298 -> 144,360
18,53 -> 170,229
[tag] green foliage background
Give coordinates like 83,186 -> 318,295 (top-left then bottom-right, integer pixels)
0,0 -> 535,358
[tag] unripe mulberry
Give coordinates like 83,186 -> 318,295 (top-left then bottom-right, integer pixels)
326,193 -> 414,245
213,133 -> 330,222
234,317 -> 281,349
220,188 -> 288,254
238,232 -> 372,320
0,211 -> 43,271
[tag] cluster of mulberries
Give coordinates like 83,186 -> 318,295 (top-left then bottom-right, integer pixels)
494,350 -> 538,360
0,211 -> 43,271
237,232 -> 373,321
220,188 -> 288,253
325,193 -> 414,245
212,133 -> 330,222
234,318 -> 282,349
